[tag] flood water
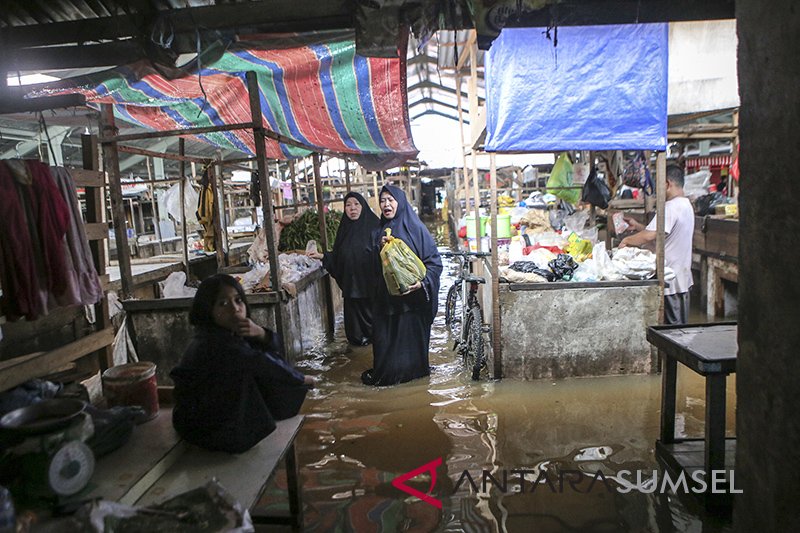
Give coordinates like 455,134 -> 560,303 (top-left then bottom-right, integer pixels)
258,224 -> 735,532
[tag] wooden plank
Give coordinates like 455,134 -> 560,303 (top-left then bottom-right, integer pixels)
0,328 -> 114,392
655,152 -> 666,324
70,168 -> 104,188
135,416 -> 305,510
85,222 -> 108,242
78,407 -> 184,505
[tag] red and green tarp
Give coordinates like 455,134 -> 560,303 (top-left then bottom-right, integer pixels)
38,31 -> 417,169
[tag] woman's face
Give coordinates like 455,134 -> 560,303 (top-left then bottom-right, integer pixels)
212,284 -> 247,332
345,197 -> 362,220
379,192 -> 398,219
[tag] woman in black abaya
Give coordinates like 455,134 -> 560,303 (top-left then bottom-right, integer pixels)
362,184 -> 442,386
308,192 -> 380,345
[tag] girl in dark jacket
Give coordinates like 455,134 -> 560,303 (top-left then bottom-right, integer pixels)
170,274 -> 314,453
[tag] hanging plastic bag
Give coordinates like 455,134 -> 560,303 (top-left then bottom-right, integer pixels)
380,228 -> 426,295
547,153 -> 581,204
163,177 -> 200,223
581,166 -> 611,209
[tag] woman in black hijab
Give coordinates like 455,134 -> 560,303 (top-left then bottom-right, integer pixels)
308,192 -> 380,345
362,184 -> 442,386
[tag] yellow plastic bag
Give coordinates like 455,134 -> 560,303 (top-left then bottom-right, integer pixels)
380,228 -> 426,295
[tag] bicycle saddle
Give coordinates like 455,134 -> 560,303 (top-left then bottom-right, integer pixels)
464,275 -> 486,284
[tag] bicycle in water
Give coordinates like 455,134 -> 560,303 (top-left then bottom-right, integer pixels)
441,250 -> 491,380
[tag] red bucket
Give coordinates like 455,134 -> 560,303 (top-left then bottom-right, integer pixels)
102,362 -> 159,420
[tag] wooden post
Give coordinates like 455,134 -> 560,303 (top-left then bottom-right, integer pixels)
82,133 -> 113,369
216,150 -> 230,264
372,171 -> 379,203
209,159 -> 225,268
178,139 -> 190,278
489,153 -> 502,379
344,158 -> 351,193
247,71 -> 286,356
313,153 -> 335,336
456,73 -> 469,227
656,151 -> 667,324
471,151 -> 481,253
146,157 -> 164,256
289,160 -> 299,206
100,104 -> 134,299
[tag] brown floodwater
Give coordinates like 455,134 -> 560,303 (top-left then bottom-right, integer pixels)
258,224 -> 735,532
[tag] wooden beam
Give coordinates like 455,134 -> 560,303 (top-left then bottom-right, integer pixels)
0,328 -> 114,392
504,0 -> 735,29
70,168 -> 104,188
102,122 -> 254,143
85,222 -> 108,241
313,153 -> 335,337
100,104 -> 134,299
117,144 -> 212,165
3,0 -> 351,49
7,41 -> 144,71
0,93 -> 86,115
247,71 -> 286,356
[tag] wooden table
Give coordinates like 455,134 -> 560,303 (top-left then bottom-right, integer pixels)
646,322 -> 737,508
81,408 -> 305,527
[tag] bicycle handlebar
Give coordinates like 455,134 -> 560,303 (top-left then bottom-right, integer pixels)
441,250 -> 492,258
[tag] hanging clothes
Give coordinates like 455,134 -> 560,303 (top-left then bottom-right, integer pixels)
0,160 -> 71,320
50,167 -> 103,307
195,169 -> 216,252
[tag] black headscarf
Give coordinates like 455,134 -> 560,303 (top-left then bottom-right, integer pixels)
373,184 -> 443,316
323,192 -> 380,298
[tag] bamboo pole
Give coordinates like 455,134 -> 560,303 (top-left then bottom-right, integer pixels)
100,104 -> 133,299
344,158 -> 351,193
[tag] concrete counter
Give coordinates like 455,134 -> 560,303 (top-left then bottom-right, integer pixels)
492,279 -> 660,379
123,267 -> 341,385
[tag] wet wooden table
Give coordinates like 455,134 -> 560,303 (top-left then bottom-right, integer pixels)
646,322 -> 737,508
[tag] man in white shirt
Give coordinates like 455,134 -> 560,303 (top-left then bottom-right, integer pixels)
620,165 -> 695,324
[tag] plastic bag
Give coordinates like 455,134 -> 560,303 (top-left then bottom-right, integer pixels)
548,254 -> 579,281
683,170 -> 712,199
158,272 -> 197,299
508,261 -> 556,281
581,166 -> 611,209
593,242 -> 625,281
564,210 -> 590,233
572,258 -> 599,282
547,153 -> 581,204
305,240 -> 318,255
380,228 -> 426,295
163,177 -> 199,223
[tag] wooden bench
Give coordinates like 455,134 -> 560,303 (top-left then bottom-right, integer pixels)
81,408 -> 304,528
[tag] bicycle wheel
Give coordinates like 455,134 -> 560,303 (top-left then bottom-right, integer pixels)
444,283 -> 462,336
464,306 -> 486,381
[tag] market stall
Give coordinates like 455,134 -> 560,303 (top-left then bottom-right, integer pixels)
468,23 -> 671,379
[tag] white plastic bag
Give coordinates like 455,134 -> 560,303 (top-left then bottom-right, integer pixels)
163,177 -> 200,223
564,210 -> 590,233
159,272 -> 197,298
593,242 -> 625,281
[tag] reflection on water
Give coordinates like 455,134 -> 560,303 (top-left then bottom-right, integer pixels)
258,222 -> 734,532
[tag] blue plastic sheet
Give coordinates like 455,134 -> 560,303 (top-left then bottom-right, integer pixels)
485,24 -> 668,152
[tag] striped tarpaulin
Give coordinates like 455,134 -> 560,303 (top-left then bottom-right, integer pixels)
39,31 -> 417,169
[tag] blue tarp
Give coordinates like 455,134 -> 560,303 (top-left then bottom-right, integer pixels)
485,24 -> 668,152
